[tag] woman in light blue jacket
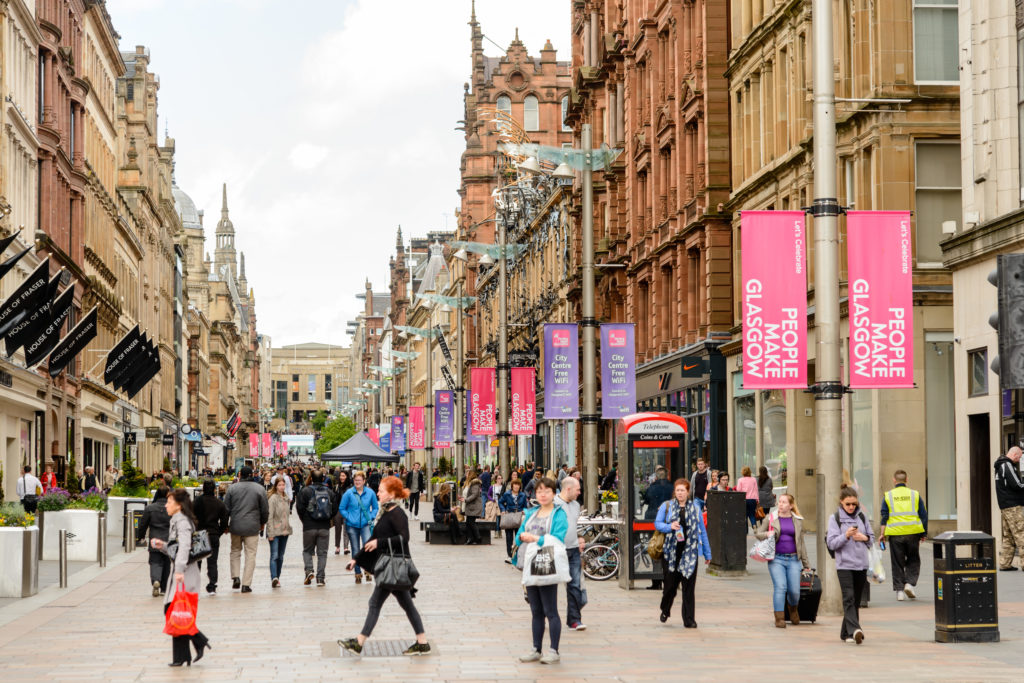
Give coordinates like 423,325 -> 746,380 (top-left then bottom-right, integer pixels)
338,471 -> 379,584
826,487 -> 875,645
654,478 -> 710,627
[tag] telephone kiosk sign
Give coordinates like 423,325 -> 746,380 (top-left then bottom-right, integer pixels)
617,412 -> 688,590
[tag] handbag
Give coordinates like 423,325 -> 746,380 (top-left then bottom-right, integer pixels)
500,510 -> 524,530
647,530 -> 666,560
163,580 -> 199,637
166,529 -> 213,564
20,475 -> 39,505
749,522 -> 776,562
372,537 -> 420,591
755,505 -> 766,520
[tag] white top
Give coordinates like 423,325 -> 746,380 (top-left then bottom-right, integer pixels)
271,473 -> 293,501
17,473 -> 42,498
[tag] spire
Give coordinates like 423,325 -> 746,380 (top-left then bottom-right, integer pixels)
240,251 -> 246,279
396,225 -> 403,246
221,183 -> 229,215
471,0 -> 476,23
470,0 -> 484,87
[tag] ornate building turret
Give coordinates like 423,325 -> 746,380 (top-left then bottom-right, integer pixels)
215,183 -> 237,280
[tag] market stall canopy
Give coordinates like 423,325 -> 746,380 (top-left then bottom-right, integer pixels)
320,431 -> 401,463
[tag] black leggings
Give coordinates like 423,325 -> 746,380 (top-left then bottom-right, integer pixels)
360,584 -> 425,637
465,516 -> 481,543
504,528 -> 516,557
164,602 -> 208,664
526,584 -> 560,652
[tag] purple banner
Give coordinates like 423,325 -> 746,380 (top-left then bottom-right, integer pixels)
600,324 -> 636,418
435,390 -> 455,445
390,415 -> 406,453
544,323 -> 579,419
466,396 -> 486,442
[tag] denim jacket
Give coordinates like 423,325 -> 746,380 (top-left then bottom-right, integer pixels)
499,490 -> 527,513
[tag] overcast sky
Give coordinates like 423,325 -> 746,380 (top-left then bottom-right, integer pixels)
105,0 -> 570,348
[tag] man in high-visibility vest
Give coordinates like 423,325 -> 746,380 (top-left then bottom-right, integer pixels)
880,470 -> 927,601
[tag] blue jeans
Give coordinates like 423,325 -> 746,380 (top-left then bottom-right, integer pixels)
566,547 -> 584,625
346,525 -> 372,574
269,535 -> 289,580
767,553 -> 802,611
694,498 -> 705,516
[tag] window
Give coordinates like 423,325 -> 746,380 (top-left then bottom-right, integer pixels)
274,380 -> 288,419
291,374 -> 299,402
307,374 -> 316,401
38,53 -> 45,124
968,348 -> 989,397
524,95 -> 539,131
914,141 -> 961,264
913,0 -> 959,83
496,95 -> 511,116
561,95 -> 571,132
325,374 -> 332,401
925,334 -> 956,518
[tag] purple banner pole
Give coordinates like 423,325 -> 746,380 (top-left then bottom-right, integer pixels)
435,390 -> 455,444
600,324 -> 637,418
390,415 -> 406,453
466,397 -> 486,442
543,323 -> 579,419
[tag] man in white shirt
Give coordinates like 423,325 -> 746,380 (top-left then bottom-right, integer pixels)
271,467 -> 293,501
16,465 -> 43,513
553,476 -> 587,631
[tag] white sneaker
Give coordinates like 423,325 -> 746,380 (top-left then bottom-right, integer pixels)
896,591 -> 906,601
844,638 -> 857,644
853,629 -> 865,644
539,650 -> 560,664
519,650 -> 541,663
903,584 -> 916,599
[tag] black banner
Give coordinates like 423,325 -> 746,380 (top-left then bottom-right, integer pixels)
114,335 -> 155,391
0,258 -> 49,339
24,287 -> 76,368
5,273 -> 61,356
48,307 -> 98,377
125,353 -> 161,398
104,325 -> 140,386
0,246 -> 32,284
0,229 -> 21,255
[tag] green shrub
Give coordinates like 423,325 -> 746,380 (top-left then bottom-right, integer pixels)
111,458 -> 149,497
0,502 -> 35,527
68,490 -> 108,511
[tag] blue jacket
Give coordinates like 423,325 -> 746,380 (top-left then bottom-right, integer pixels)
499,490 -> 527,513
339,487 -> 378,529
654,500 -> 711,561
514,505 -> 568,549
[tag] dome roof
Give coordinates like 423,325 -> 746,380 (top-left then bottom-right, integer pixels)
173,184 -> 202,229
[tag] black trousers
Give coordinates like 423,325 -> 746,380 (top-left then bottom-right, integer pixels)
504,528 -> 516,557
197,535 -> 220,590
888,534 -> 922,591
526,584 -> 561,652
409,493 -> 420,516
149,550 -> 171,588
660,562 -> 697,626
360,584 -> 424,637
837,569 -> 867,640
465,516 -> 481,544
164,602 -> 208,664
447,520 -> 463,545
333,514 -> 348,550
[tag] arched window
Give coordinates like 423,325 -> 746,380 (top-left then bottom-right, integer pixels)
561,95 -> 571,131
524,95 -> 539,131
496,95 -> 511,116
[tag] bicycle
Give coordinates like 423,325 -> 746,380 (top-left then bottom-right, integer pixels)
582,527 -> 621,580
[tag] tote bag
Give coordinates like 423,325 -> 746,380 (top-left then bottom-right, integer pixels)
372,537 -> 420,591
163,581 -> 199,636
522,536 -> 570,587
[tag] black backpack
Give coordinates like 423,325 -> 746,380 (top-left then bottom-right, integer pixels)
827,510 -> 868,559
307,485 -> 333,521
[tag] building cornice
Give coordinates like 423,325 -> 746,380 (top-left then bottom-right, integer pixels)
941,206 -> 1024,269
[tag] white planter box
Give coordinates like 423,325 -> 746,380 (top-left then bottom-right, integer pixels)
0,526 -> 38,597
40,509 -> 101,562
106,497 -> 150,537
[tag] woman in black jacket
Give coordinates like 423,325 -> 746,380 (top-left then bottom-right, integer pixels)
432,483 -> 462,545
333,470 -> 353,555
340,476 -> 431,656
192,479 -> 229,594
137,486 -> 172,597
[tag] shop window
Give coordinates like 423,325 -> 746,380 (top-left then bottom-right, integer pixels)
914,141 -> 961,265
968,348 -> 988,397
913,0 -> 959,83
926,334 -> 956,519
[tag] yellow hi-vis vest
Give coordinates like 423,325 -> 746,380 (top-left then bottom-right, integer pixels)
884,487 -> 925,536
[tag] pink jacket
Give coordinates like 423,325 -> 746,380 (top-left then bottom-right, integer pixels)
735,476 -> 759,501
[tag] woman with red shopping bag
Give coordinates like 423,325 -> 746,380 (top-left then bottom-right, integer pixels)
151,489 -> 212,666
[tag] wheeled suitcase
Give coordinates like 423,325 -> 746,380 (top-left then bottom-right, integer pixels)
791,570 -> 822,623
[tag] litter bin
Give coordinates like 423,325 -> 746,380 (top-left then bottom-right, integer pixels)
933,531 -> 999,643
706,490 -> 747,575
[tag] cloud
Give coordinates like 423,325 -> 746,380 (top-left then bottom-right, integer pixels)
288,143 -> 329,171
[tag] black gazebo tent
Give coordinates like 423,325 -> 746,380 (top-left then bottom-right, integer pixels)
319,430 -> 400,464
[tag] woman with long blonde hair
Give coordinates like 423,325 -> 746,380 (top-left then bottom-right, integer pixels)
755,493 -> 810,628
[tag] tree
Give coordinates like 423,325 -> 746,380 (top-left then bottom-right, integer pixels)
315,416 -> 357,456
65,454 -> 81,494
311,410 -> 329,435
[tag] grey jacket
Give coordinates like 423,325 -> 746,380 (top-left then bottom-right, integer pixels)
162,512 -> 201,605
463,478 -> 483,517
826,505 -> 875,570
223,479 -> 270,536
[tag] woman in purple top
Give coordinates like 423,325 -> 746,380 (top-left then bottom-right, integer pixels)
755,493 -> 810,628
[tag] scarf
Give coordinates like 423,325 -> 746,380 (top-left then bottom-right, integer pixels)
662,499 -> 700,578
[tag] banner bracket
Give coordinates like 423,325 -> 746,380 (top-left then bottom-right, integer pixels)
579,413 -> 601,424
804,198 -> 846,217
579,317 -> 599,328
804,381 -> 852,401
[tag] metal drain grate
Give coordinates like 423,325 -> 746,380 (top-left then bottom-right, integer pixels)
323,639 -> 426,658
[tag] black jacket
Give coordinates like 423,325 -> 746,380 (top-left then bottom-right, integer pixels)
995,455 -> 1024,510
296,484 -> 338,530
137,499 -> 171,543
355,503 -> 410,575
193,493 -> 229,536
405,469 -> 425,494
433,495 -> 454,524
643,479 -> 674,519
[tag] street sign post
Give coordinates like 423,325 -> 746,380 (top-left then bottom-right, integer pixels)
436,326 -> 452,363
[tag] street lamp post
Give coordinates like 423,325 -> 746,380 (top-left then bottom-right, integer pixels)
580,123 -> 599,513
497,208 -> 511,481
425,304 -> 434,477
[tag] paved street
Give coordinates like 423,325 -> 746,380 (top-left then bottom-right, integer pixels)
1,505 -> 1022,682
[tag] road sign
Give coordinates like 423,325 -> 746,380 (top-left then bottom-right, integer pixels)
435,326 -> 452,362
441,365 -> 456,392
123,431 -> 137,446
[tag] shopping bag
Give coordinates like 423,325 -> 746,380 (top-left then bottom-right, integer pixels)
868,545 -> 886,584
163,581 -> 199,637
749,533 -> 776,562
522,538 -> 570,586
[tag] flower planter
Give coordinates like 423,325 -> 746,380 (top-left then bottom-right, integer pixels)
106,496 -> 150,537
40,509 -> 101,562
0,526 -> 39,597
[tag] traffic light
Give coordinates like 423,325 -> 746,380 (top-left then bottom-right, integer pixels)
988,253 -> 1024,388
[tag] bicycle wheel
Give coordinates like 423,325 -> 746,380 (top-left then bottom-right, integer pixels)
582,544 -> 619,581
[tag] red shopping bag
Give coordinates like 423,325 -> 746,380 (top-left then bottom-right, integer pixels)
163,581 -> 198,636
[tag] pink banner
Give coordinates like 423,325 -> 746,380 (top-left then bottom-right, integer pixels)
248,433 -> 258,457
847,211 -> 914,388
741,211 -> 807,389
368,428 -> 379,445
470,367 -> 496,435
510,367 -> 536,435
261,433 -> 272,457
408,407 -> 425,449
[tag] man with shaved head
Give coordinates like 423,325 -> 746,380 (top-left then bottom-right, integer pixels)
995,446 -> 1024,571
554,476 -> 587,631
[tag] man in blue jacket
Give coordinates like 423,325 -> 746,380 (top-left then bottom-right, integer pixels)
339,470 -> 379,584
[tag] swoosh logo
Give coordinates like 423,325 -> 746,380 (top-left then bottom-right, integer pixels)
683,364 -> 698,371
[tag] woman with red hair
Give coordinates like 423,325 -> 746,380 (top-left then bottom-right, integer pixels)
339,476 -> 431,656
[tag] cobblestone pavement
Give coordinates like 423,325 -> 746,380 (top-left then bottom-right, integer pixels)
1,508 -> 1022,682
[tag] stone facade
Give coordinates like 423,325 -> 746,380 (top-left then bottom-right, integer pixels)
268,343 -> 350,434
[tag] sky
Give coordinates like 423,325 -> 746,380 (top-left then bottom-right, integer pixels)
105,0 -> 571,348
